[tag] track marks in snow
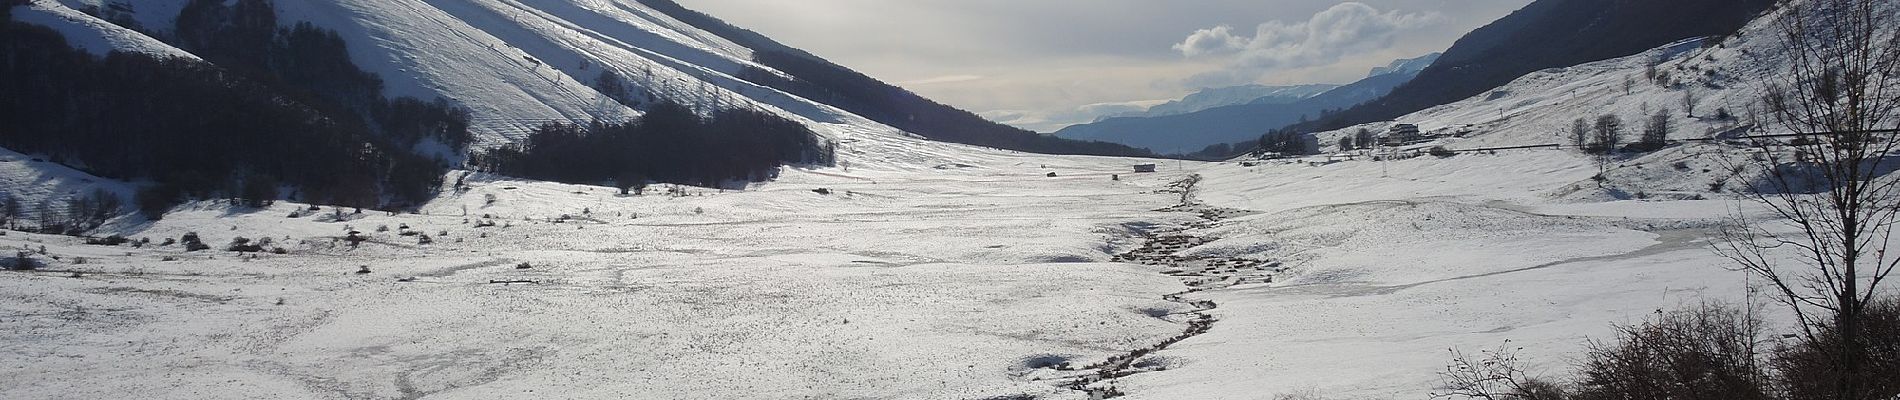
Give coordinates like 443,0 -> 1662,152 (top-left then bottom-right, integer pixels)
1264,226 -> 1713,299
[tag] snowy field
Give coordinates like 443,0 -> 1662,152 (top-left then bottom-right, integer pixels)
2,145 -> 1809,399
1,155 -> 1213,400
1114,151 -> 1778,399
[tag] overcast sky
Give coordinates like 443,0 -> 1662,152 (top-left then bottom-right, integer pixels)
676,0 -> 1533,132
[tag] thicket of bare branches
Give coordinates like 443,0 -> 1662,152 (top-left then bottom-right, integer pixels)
1714,0 -> 1900,398
1772,297 -> 1900,399
1433,298 -> 1900,400
1571,302 -> 1772,400
1431,343 -> 1568,400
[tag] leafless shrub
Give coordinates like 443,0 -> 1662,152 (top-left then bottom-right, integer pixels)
1571,301 -> 1771,400
1715,0 -> 1900,396
1771,296 -> 1900,399
1432,342 -> 1566,400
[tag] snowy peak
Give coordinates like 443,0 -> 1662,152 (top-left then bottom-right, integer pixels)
1368,52 -> 1440,78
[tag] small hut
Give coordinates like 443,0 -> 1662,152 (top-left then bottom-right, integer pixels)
1133,164 -> 1158,173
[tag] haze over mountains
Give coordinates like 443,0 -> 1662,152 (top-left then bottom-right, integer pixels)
1103,84 -> 1339,121
1054,53 -> 1440,155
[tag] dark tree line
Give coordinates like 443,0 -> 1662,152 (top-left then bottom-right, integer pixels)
471,102 -> 832,190
170,0 -> 472,150
593,70 -> 654,110
1253,129 -> 1316,158
0,0 -> 465,219
1183,142 -> 1237,160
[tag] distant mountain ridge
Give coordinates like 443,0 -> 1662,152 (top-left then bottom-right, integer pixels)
1052,53 -> 1440,154
1367,53 -> 1441,79
1104,84 -> 1339,121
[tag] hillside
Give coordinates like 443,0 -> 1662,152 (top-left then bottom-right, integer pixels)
35,0 -> 1143,163
1,0 -> 1174,221
1276,0 -> 1776,137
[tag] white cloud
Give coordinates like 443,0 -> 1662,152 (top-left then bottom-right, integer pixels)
1175,2 -> 1440,87
1175,25 -> 1248,57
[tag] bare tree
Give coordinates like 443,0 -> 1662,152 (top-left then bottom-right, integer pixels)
1570,118 -> 1591,150
0,194 -> 17,230
1589,114 -> 1624,185
1716,0 -> 1900,398
1684,87 -> 1700,118
1641,109 -> 1673,150
1431,343 -> 1566,400
1593,114 -> 1624,152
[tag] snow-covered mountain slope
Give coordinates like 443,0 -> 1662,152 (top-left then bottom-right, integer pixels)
1277,2 -> 1824,205
0,147 -> 137,226
1292,0 -> 1776,134
37,0 -> 1022,173
13,1 -> 196,59
1303,9 -> 1785,162
1365,52 -> 1439,78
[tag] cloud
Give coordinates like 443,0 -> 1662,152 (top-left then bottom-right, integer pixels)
1175,25 -> 1248,57
1174,2 -> 1439,87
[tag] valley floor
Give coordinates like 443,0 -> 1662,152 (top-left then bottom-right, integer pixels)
1,148 -> 1785,399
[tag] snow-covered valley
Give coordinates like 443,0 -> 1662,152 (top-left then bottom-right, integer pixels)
3,156 -> 1198,399
3,146 -> 1783,399
4,0 -> 1892,398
